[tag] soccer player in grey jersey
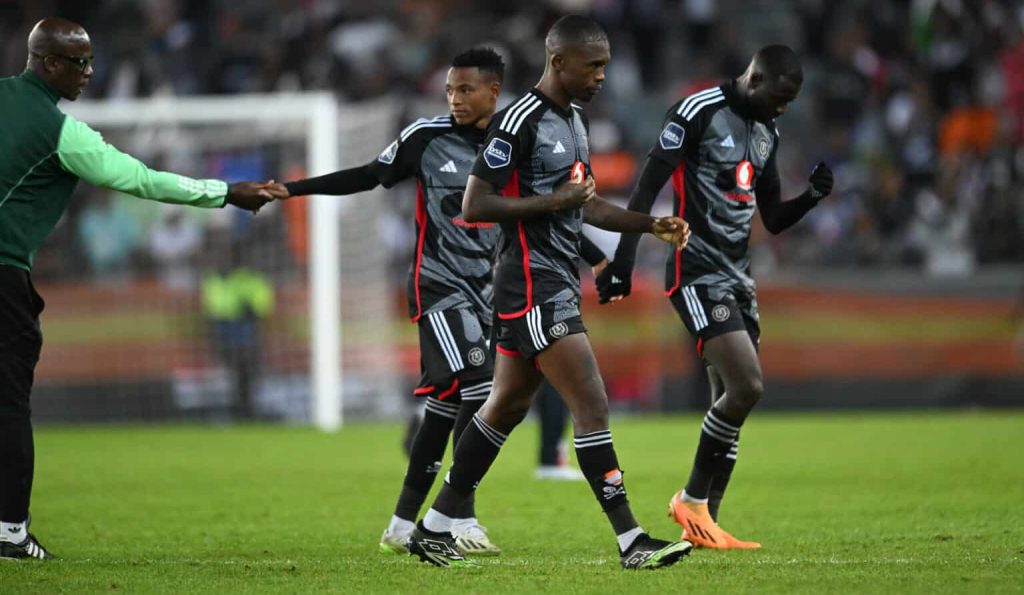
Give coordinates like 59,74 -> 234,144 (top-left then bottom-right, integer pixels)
268,48 -> 508,556
407,16 -> 694,570
597,45 -> 834,549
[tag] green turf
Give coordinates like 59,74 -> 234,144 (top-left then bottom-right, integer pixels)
5,411 -> 1023,593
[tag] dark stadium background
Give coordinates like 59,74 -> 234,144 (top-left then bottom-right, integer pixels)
1,0 -> 1021,422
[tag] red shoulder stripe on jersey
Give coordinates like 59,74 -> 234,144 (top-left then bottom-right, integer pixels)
411,180 -> 427,322
696,337 -> 704,358
413,386 -> 434,396
437,378 -> 460,400
665,163 -> 687,297
496,171 -> 534,320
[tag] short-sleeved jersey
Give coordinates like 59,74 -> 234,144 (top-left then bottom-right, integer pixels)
470,89 -> 591,319
367,115 -> 498,321
649,82 -> 781,297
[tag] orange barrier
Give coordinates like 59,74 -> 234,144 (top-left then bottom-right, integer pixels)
33,277 -> 1021,384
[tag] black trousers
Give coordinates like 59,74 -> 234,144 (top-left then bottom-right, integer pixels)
0,265 -> 44,523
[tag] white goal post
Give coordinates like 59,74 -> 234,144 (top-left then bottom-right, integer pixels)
64,92 -> 400,431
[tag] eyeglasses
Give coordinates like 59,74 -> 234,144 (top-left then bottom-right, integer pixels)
31,52 -> 93,72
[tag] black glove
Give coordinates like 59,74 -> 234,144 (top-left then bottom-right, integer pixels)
808,161 -> 833,200
596,260 -> 633,304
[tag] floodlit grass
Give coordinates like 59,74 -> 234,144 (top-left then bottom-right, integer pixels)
5,411 -> 1023,593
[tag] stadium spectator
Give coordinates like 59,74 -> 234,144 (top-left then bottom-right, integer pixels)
150,210 -> 203,290
1,0 -> 1019,274
77,193 -> 142,280
201,239 -> 275,420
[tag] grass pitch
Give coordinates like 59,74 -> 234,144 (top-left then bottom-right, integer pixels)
4,411 -> 1023,593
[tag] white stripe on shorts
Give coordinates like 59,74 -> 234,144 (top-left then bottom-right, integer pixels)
527,306 -> 548,352
683,286 -> 708,330
429,311 -> 465,372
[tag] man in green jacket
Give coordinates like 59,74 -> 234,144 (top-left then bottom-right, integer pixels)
0,17 -> 273,560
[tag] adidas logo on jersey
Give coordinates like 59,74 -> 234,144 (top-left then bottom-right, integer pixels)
720,135 -> 735,148
553,141 -> 566,154
439,160 -> 457,173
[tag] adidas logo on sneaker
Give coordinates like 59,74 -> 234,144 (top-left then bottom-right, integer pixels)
720,135 -> 734,148
439,160 -> 457,173
553,141 -> 566,154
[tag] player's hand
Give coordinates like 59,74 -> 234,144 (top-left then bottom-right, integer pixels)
591,258 -> 609,278
226,181 -> 275,213
553,175 -> 596,210
808,161 -> 833,200
264,181 -> 291,199
596,260 -> 633,304
651,216 -> 689,251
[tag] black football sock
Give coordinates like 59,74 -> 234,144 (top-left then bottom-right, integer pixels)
451,382 -> 488,519
684,406 -> 742,501
433,413 -> 507,518
393,397 -> 457,521
574,430 -> 638,535
708,436 -> 738,521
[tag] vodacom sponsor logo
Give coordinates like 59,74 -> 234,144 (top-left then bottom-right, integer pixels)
735,160 -> 754,191
570,160 -> 586,184
452,218 -> 495,229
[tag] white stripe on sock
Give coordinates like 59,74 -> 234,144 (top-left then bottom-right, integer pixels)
701,421 -> 734,443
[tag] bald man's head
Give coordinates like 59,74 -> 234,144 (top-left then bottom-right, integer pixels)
736,45 -> 803,123
28,17 -> 90,56
27,17 -> 93,101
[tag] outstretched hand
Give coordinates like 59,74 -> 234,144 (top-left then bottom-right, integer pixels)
264,181 -> 291,199
226,181 -> 276,212
651,216 -> 690,250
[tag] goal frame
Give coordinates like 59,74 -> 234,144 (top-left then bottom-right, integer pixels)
64,93 -> 343,430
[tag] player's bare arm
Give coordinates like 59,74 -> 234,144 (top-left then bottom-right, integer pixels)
461,174 -> 594,223
583,191 -> 689,250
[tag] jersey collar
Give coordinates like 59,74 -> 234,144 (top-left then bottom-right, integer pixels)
20,69 -> 62,104
531,87 -> 575,118
452,119 -> 487,144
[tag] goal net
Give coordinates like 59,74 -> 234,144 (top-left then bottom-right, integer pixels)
34,93 -> 405,429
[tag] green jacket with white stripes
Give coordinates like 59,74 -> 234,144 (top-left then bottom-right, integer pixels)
0,69 -> 228,272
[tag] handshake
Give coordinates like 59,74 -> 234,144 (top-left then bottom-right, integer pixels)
224,180 -> 293,213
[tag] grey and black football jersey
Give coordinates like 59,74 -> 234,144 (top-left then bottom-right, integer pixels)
470,89 -> 592,320
367,115 -> 498,321
649,82 -> 781,297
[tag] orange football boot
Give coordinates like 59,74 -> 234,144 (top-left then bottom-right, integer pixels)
717,526 -> 761,550
667,492 -> 728,549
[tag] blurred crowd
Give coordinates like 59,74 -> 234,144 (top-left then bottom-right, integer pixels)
2,0 -> 1022,284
